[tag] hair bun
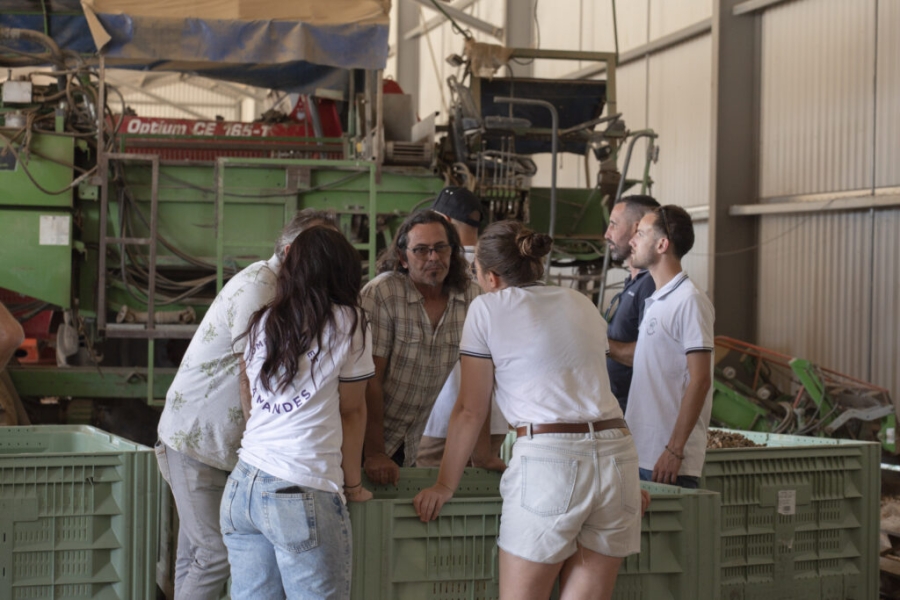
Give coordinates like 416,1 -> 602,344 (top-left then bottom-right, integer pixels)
515,230 -> 553,259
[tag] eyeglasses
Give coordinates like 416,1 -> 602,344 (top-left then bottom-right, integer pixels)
406,243 -> 453,259
658,207 -> 671,239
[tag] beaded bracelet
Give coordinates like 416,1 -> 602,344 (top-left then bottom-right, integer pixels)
665,445 -> 685,460
343,482 -> 362,490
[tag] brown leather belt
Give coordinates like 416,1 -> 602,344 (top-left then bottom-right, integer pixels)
516,418 -> 628,437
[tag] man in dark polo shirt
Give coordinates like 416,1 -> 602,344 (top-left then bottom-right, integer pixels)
603,195 -> 660,412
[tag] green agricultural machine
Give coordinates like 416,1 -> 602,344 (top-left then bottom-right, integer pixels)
711,336 -> 897,453
0,20 -> 656,427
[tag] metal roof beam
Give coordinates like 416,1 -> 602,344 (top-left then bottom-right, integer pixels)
403,0 -> 503,40
403,0 -> 480,40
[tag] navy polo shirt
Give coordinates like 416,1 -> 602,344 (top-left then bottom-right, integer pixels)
605,270 -> 656,411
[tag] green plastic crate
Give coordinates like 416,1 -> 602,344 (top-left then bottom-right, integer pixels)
350,468 -> 721,600
703,428 -> 880,600
615,483 -> 720,600
0,425 -> 161,600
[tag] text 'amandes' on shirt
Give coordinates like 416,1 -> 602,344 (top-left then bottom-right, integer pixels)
239,306 -> 375,502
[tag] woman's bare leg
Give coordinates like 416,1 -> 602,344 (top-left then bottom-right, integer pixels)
499,548 -> 563,600
558,544 -> 623,600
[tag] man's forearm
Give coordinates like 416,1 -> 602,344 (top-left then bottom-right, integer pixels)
364,379 -> 387,456
607,339 -> 636,367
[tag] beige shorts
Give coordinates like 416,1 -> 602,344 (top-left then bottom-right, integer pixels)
497,428 -> 641,564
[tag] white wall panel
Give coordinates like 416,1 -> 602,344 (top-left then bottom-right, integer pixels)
616,58 -> 651,192
647,34 -> 712,208
580,1 -> 617,53
649,0 -> 711,40
871,209 -> 900,401
617,59 -> 649,134
876,0 -> 900,188
681,220 -> 709,294
759,0 -> 876,198
757,211 -> 873,383
614,0 -> 649,53
534,0 -> 583,78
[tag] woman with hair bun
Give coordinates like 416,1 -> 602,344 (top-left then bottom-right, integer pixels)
414,220 -> 645,600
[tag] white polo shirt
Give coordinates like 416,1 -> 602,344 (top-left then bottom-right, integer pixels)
239,306 -> 375,502
624,272 -> 714,478
459,284 -> 622,427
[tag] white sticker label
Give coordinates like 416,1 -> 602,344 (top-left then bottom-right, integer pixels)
39,215 -> 70,246
888,428 -> 896,445
777,490 -> 796,516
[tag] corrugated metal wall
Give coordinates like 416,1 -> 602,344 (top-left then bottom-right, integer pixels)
681,220 -> 709,294
649,0 -> 711,38
876,0 -> 900,188
759,0 -> 876,198
757,211 -> 873,381
871,209 -> 900,398
648,35 -> 712,209
756,0 -> 899,402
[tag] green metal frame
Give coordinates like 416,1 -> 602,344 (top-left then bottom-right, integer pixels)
711,379 -> 774,433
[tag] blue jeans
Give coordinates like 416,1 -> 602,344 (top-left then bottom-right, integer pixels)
220,460 -> 352,600
638,467 -> 700,489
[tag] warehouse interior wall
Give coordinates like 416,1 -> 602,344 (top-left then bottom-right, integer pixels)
754,0 -> 900,400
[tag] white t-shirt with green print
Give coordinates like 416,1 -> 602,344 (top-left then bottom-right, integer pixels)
157,255 -> 280,471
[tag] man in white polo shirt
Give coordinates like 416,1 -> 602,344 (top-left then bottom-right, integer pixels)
619,205 -> 714,488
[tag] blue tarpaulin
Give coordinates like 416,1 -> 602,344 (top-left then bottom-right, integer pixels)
0,0 -> 389,93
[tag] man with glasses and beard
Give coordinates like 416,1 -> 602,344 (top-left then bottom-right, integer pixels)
361,209 -> 481,485
612,205 -> 714,489
602,195 -> 660,412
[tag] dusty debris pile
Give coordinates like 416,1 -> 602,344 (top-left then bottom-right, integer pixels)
707,430 -> 761,449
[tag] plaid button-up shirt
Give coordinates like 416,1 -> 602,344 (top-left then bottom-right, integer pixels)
360,271 -> 480,464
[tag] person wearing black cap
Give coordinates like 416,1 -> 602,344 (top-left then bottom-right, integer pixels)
418,187 -> 508,470
430,186 -> 482,249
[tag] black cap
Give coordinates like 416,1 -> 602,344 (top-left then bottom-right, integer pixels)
432,187 -> 482,228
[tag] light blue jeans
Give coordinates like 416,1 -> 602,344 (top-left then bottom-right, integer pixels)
220,460 -> 353,600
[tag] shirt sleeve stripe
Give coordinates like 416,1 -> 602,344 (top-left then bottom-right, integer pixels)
685,347 -> 713,354
460,350 -> 492,359
339,372 -> 375,382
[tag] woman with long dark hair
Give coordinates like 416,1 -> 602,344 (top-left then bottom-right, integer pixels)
414,220 -> 645,600
220,227 -> 374,599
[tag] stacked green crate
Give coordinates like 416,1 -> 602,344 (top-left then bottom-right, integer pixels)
703,429 -> 880,600
0,425 -> 161,600
349,468 -> 720,600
